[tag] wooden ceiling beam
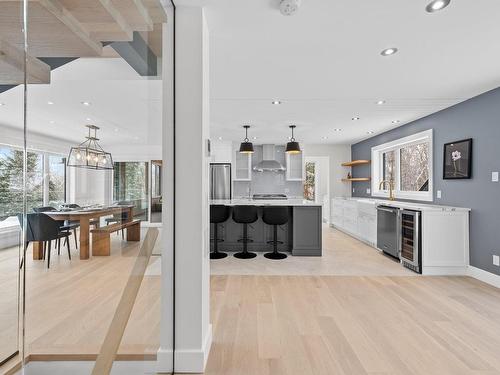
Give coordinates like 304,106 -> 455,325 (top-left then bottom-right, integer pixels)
36,0 -> 103,55
131,0 -> 154,31
96,0 -> 134,40
0,39 -> 50,84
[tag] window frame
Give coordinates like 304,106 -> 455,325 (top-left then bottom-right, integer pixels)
371,129 -> 433,202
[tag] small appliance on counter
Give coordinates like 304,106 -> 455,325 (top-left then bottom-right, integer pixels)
400,209 -> 422,274
210,163 -> 232,199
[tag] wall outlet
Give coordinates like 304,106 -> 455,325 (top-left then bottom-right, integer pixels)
366,188 -> 371,194
437,190 -> 442,199
492,172 -> 499,182
493,255 -> 500,266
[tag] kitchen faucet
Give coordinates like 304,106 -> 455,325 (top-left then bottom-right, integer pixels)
379,179 -> 396,201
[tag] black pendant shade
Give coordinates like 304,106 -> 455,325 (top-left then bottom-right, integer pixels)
285,125 -> 301,154
239,125 -> 254,153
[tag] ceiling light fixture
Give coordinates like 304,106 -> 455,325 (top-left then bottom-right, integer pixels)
272,100 -> 282,105
376,100 -> 386,105
352,117 -> 360,121
285,125 -> 301,154
366,131 -> 374,135
218,136 -> 223,140
47,101 -> 54,105
333,128 -> 342,132
67,125 -> 113,170
0,103 -> 5,106
322,136 -> 328,140
381,48 -> 398,56
239,125 -> 254,154
81,101 -> 91,106
426,0 -> 451,13
392,120 -> 401,124
279,0 -> 301,16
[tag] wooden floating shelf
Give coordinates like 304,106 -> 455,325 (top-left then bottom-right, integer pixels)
342,178 -> 371,182
341,160 -> 371,167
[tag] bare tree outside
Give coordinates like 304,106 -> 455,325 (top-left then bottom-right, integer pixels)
400,142 -> 429,191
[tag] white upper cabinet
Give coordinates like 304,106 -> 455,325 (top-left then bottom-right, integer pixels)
234,150 -> 252,181
286,152 -> 304,181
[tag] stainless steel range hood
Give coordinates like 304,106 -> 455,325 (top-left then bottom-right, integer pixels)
253,144 -> 286,172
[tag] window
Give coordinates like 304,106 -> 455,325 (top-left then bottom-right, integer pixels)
48,155 -> 66,206
113,162 -> 149,221
0,146 -> 67,219
304,161 -> 316,201
371,129 -> 433,201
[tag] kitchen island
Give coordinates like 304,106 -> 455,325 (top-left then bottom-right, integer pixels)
210,199 -> 322,256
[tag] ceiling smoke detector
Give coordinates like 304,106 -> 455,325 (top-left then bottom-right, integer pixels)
279,0 -> 301,16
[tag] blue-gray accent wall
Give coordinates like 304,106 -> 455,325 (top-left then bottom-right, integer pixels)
351,87 -> 500,275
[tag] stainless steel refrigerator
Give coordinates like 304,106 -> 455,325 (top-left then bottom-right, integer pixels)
210,163 -> 232,199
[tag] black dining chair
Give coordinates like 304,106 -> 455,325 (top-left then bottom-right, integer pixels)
24,213 -> 72,269
33,206 -> 79,252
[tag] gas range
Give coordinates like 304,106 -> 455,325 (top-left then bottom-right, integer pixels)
252,194 -> 288,200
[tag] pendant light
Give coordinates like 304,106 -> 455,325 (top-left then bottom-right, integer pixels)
239,125 -> 254,153
285,125 -> 301,154
67,124 -> 114,170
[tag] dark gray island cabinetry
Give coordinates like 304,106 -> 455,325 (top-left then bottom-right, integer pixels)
210,199 -> 322,256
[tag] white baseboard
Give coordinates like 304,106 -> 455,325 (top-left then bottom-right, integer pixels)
422,266 -> 468,276
468,266 -> 500,289
156,324 -> 213,374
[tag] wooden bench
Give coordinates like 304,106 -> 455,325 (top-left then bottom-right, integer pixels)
91,219 -> 141,256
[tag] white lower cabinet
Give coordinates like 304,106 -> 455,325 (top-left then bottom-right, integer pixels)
331,197 -> 471,275
331,198 -> 376,246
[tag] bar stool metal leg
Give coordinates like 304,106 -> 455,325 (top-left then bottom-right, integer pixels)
234,223 -> 257,259
210,223 -> 228,259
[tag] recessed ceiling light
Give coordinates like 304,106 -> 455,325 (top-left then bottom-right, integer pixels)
381,48 -> 398,56
81,101 -> 91,106
426,0 -> 451,13
392,120 -> 401,124
366,131 -> 374,135
0,103 -> 5,106
86,117 -> 92,121
376,100 -> 386,105
352,117 -> 360,121
333,128 -> 342,132
253,136 -> 258,140
47,101 -> 54,105
272,100 -> 282,105
322,136 -> 328,140
218,136 -> 223,140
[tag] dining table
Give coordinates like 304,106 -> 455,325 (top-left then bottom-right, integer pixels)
32,205 -> 134,260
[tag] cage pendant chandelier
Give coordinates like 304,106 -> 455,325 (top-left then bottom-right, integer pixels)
67,125 -> 114,170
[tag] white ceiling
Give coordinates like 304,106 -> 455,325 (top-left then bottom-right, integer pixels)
200,0 -> 500,144
0,57 -> 162,148
1,0 -> 500,148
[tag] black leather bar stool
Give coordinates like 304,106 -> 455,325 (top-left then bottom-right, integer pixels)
262,206 -> 289,260
210,205 -> 230,259
232,205 -> 258,259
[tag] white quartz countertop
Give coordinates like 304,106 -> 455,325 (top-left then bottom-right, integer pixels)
335,197 -> 470,212
210,199 -> 322,207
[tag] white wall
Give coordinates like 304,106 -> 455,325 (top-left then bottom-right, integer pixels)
304,144 -> 352,199
158,6 -> 211,374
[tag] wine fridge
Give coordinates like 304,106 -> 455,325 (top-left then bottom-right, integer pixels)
401,209 -> 422,274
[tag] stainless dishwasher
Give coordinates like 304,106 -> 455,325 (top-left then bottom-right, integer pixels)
376,205 -> 400,259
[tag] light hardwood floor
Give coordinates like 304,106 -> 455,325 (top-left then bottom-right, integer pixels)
206,274 -> 500,375
1,226 -> 500,375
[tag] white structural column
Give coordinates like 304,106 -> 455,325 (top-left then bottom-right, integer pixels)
157,5 -> 212,374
